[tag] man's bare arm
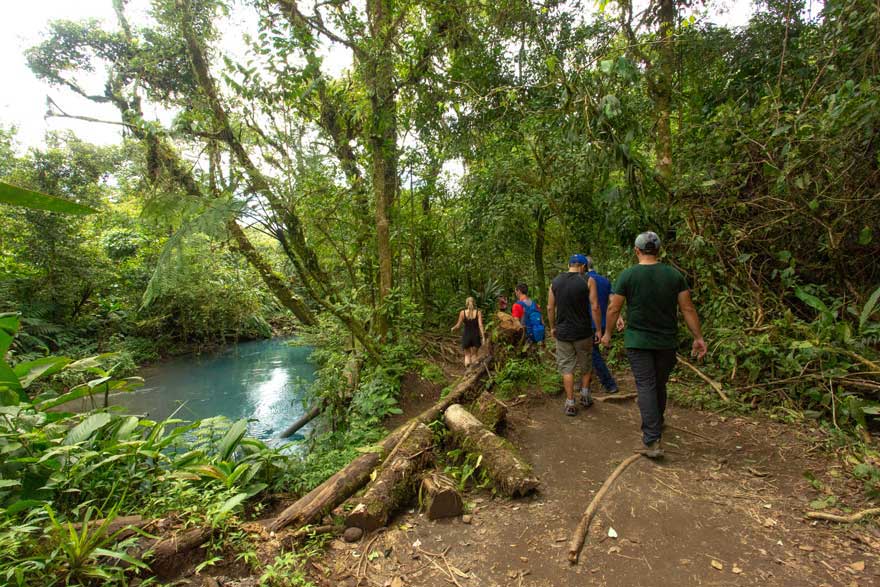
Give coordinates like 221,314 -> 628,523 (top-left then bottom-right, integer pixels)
547,286 -> 557,337
602,294 -> 626,346
588,277 -> 602,339
678,290 -> 707,359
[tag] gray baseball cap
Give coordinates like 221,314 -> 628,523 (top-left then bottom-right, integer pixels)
635,231 -> 661,253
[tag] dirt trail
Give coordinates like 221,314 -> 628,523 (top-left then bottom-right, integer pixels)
318,372 -> 880,587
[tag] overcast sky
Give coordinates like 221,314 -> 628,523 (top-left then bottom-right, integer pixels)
0,0 -> 754,151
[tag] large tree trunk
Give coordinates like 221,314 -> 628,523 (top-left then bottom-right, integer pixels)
226,220 -> 316,326
366,0 -> 398,339
267,354 -> 491,533
534,208 -> 546,304
344,422 -> 434,532
655,0 -> 675,180
444,404 -> 539,497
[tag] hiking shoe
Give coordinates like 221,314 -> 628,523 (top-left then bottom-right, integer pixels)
579,391 -> 594,408
604,386 -> 619,394
564,399 -> 577,417
643,441 -> 664,459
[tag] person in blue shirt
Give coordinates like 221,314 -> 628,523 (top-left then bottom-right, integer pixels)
580,256 -> 622,394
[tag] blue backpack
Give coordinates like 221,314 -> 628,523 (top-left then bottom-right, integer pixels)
515,300 -> 546,343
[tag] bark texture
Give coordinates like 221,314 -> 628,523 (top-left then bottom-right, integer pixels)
420,472 -> 463,520
443,403 -> 539,497
469,391 -> 508,432
268,354 -> 491,533
344,423 -> 434,532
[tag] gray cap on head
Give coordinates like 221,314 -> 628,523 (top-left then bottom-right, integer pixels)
634,231 -> 661,253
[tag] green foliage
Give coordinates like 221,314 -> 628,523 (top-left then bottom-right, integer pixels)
258,550 -> 317,587
442,449 -> 490,492
492,356 -> 560,400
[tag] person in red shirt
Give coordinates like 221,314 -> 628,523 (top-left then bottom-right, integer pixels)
511,284 -> 535,323
512,283 -> 546,347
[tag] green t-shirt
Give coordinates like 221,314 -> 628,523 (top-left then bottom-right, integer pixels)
612,263 -> 689,349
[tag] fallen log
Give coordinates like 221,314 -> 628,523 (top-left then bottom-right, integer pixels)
345,423 -> 434,532
146,526 -> 215,577
568,453 -> 644,564
73,514 -> 149,538
279,402 -> 323,438
420,472 -> 463,520
267,354 -> 492,533
469,391 -> 508,432
443,403 -> 538,497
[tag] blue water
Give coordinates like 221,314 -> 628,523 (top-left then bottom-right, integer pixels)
115,338 -> 316,442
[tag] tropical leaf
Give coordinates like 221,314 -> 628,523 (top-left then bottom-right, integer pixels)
63,413 -> 113,445
859,285 -> 880,332
0,362 -> 25,405
14,356 -> 71,388
0,180 -> 95,215
37,384 -> 99,411
0,313 -> 19,357
217,419 -> 248,461
215,492 -> 248,518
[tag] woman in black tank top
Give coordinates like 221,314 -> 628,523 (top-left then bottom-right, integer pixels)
451,296 -> 485,367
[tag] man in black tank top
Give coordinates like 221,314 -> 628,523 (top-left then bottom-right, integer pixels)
547,255 -> 603,416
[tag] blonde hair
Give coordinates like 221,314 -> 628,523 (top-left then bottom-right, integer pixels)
465,297 -> 477,318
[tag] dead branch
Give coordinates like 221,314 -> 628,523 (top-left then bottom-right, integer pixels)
568,454 -> 644,564
805,508 -> 880,523
677,355 -> 729,401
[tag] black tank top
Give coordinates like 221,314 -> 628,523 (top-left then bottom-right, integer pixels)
550,272 -> 592,341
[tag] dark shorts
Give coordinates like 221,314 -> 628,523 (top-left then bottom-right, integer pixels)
461,331 -> 482,349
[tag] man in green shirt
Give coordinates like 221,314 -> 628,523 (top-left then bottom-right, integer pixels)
601,232 -> 707,458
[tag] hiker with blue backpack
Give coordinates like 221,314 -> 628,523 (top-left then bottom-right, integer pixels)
512,284 -> 545,346
579,256 -> 624,394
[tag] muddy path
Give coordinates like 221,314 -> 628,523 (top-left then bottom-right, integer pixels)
316,372 -> 880,587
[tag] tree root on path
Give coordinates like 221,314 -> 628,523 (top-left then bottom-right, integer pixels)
805,507 -> 880,523
594,393 -> 637,402
568,454 -> 645,564
666,423 -> 714,442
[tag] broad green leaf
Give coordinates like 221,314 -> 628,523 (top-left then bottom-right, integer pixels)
0,313 -> 19,357
37,384 -> 98,411
6,499 -> 44,514
215,492 -> 248,517
115,416 -> 140,439
859,285 -> 880,332
13,356 -> 71,388
794,287 -> 832,320
0,181 -> 95,215
218,419 -> 248,461
93,548 -> 148,569
0,363 -> 26,405
63,413 -> 112,445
